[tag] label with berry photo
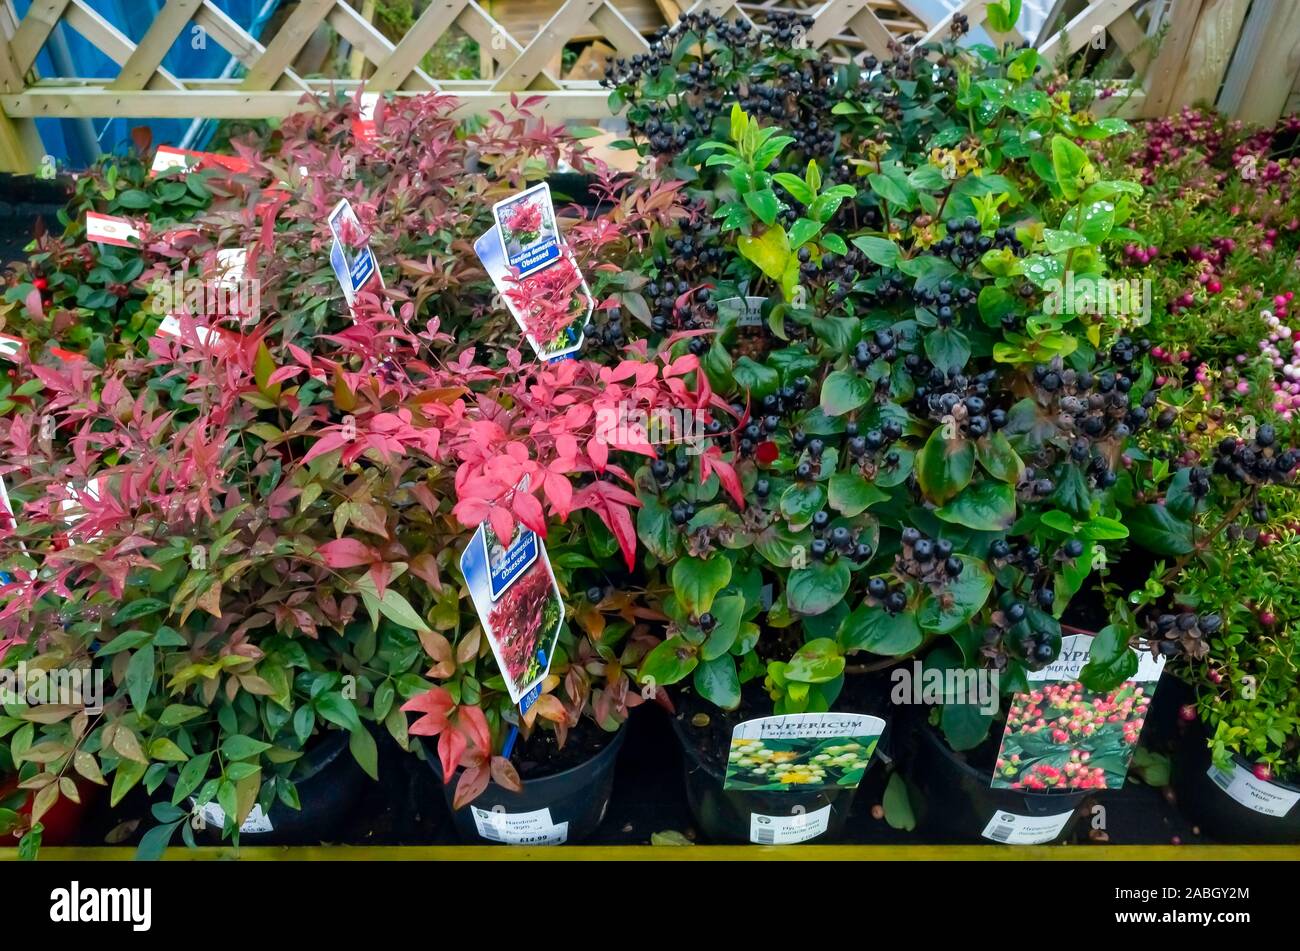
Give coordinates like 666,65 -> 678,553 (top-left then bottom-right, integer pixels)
1208,761 -> 1300,818
473,226 -> 591,361
327,199 -> 383,305
990,632 -> 1164,792
492,182 -> 561,277
724,713 -> 885,792
749,805 -> 832,844
458,483 -> 564,708
980,808 -> 1074,844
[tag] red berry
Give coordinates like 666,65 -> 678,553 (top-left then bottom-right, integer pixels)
1253,764 -> 1274,782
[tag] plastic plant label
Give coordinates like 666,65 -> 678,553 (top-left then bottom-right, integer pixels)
725,713 -> 885,792
718,295 -> 767,328
86,212 -> 141,248
351,92 -> 380,142
493,182 -> 561,277
150,145 -> 254,177
471,806 -> 568,845
749,804 -> 832,844
991,632 -> 1164,792
0,333 -> 24,361
458,480 -> 564,707
195,800 -> 274,834
1208,762 -> 1300,818
327,199 -> 384,306
980,808 -> 1074,844
473,227 -> 591,362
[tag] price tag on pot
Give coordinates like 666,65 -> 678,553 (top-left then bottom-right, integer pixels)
749,804 -> 831,845
194,800 -> 274,834
1208,761 -> 1300,818
980,808 -> 1073,845
458,479 -> 564,708
991,632 -> 1164,793
471,805 -> 568,845
473,224 -> 591,362
724,713 -> 885,793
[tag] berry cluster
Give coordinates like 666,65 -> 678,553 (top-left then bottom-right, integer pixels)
911,276 -> 976,328
1148,610 -> 1220,660
806,508 -> 873,564
798,246 -> 869,305
912,364 -> 1005,438
1213,425 -> 1299,485
895,527 -> 964,584
930,217 -> 1021,268
732,379 -> 809,458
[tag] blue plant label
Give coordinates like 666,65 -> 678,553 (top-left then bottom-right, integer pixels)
493,182 -> 561,277
458,479 -> 564,707
327,199 -> 382,305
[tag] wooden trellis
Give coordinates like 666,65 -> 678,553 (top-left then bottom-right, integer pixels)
0,0 -> 1296,173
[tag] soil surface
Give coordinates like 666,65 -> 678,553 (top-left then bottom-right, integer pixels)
511,715 -> 614,781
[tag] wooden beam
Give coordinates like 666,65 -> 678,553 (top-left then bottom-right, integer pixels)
240,0 -> 335,90
490,0 -> 604,91
1216,0 -> 1300,123
63,0 -> 183,90
589,1 -> 652,58
807,0 -> 893,59
1107,9 -> 1152,74
108,0 -> 202,91
367,0 -> 465,90
10,0 -> 70,75
1142,0 -> 1205,116
1039,0 -> 1146,62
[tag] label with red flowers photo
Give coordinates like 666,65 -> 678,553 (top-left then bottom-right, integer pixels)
473,226 -> 591,361
991,632 -> 1164,791
492,182 -> 561,277
327,199 -> 382,305
459,495 -> 564,708
1208,761 -> 1300,817
724,712 -> 885,792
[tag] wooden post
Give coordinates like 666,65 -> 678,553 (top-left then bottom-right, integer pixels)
1216,0 -> 1300,123
0,0 -> 44,172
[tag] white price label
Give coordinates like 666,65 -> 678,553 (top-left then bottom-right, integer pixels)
196,801 -> 274,834
1208,763 -> 1300,818
471,806 -> 569,845
749,804 -> 832,845
981,808 -> 1073,844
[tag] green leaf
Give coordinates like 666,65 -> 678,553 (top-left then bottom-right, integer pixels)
924,327 -> 970,375
744,188 -> 780,226
917,427 -> 975,505
918,556 -> 994,633
171,752 -> 212,805
738,226 -> 789,281
349,727 -> 379,780
733,356 -> 780,398
786,560 -> 851,617
221,734 -> 271,761
1079,625 -> 1139,692
868,172 -> 915,209
839,602 -> 922,655
111,598 -> 167,625
975,431 -> 1024,483
820,370 -> 871,416
852,235 -> 901,268
1127,504 -> 1194,556
787,217 -> 822,249
110,759 -> 147,807
941,701 -> 994,751
820,233 -> 847,255
353,574 -> 431,633
125,646 -> 154,716
672,555 -> 732,615
784,637 -> 846,683
935,481 -> 1016,531
1051,134 -> 1091,201
315,693 -> 363,732
159,704 -> 205,727
693,654 -> 741,709
773,172 -> 813,205
638,636 -> 698,687
701,595 -> 746,661
135,820 -> 181,861
116,189 -> 153,209
636,494 -> 679,562
779,482 -> 827,527
882,772 -> 916,831
828,471 -> 887,516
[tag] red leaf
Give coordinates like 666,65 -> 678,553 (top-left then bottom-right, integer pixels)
316,538 -> 377,568
453,764 -> 490,809
438,726 -> 468,782
512,489 -> 546,537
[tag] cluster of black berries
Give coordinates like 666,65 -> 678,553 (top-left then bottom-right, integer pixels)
864,270 -> 911,306
913,364 -> 1005,438
866,576 -> 909,615
852,327 -> 899,371
990,537 -> 1084,593
798,246 -> 869,304
1213,425 -> 1300,485
896,527 -> 965,583
651,452 -> 696,491
807,508 -> 874,564
663,288 -> 717,340
845,418 -> 905,461
669,499 -> 697,527
1148,610 -> 1220,660
789,426 -> 837,477
732,379 -> 810,458
1000,605 -> 1058,666
586,304 -> 626,350
912,277 -> 975,328
931,218 -> 1020,268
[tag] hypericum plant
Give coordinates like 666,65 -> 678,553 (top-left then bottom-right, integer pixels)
609,23 -> 1161,755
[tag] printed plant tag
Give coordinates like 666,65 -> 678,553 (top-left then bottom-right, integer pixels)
749,804 -> 832,844
724,712 -> 885,792
471,806 -> 568,845
718,295 -> 767,328
194,799 -> 274,834
86,212 -> 141,248
327,199 -> 384,306
0,334 -> 25,362
458,483 -> 564,708
473,227 -> 591,361
991,632 -> 1164,792
0,475 -> 14,585
980,808 -> 1074,844
150,145 -> 254,177
492,182 -> 561,278
352,92 -> 380,142
1208,761 -> 1300,818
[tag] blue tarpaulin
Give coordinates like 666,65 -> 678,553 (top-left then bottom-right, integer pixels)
13,0 -> 281,168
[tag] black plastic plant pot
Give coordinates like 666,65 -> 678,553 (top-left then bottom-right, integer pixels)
180,729 -> 366,845
669,712 -> 863,845
427,725 -> 625,845
902,715 -> 1087,845
1172,722 -> 1300,844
